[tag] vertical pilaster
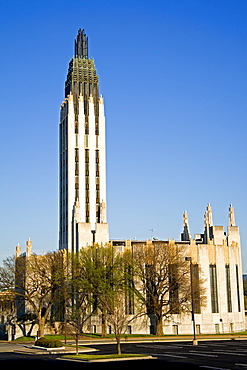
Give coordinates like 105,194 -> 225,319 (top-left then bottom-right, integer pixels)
67,94 -> 76,251
88,96 -> 96,228
98,96 -> 107,222
78,95 -> 85,222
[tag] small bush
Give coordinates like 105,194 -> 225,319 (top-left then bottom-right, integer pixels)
35,337 -> 63,348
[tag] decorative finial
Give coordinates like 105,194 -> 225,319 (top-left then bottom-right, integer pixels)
229,204 -> 236,226
74,28 -> 88,58
181,210 -> 191,241
183,211 -> 189,227
204,203 -> 213,228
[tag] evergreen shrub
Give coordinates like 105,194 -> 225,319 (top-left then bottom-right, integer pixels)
35,337 -> 63,348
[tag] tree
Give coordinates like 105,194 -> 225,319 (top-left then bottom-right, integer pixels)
92,247 -> 137,355
75,245 -> 143,354
63,252 -> 95,354
0,251 -> 67,338
133,242 -> 206,336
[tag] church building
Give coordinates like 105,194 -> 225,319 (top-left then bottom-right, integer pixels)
11,29 -> 244,337
57,29 -> 244,334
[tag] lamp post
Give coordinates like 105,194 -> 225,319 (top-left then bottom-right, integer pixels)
185,256 -> 198,345
91,230 -> 96,245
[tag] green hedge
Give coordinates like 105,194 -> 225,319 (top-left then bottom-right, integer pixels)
35,337 -> 63,348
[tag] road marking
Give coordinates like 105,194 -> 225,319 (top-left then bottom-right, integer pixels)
136,344 -> 183,349
235,364 -> 247,367
212,350 -> 245,356
189,351 -> 218,357
200,366 -> 230,370
151,353 -> 187,359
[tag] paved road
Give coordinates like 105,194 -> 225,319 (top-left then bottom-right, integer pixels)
1,339 -> 247,369
90,339 -> 247,369
0,351 -> 172,370
0,342 -> 25,352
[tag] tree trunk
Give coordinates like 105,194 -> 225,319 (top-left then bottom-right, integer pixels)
75,332 -> 79,355
101,311 -> 106,337
27,321 -> 35,337
156,315 -> 164,336
18,324 -> 26,337
37,317 -> 45,338
116,335 -> 121,355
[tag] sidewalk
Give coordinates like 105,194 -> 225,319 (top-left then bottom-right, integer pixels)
64,333 -> 247,346
13,344 -> 97,355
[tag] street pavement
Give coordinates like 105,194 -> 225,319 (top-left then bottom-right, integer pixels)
107,340 -> 247,369
1,339 -> 247,369
0,342 -> 24,352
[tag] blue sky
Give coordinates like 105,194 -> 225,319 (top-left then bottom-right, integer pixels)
0,0 -> 246,269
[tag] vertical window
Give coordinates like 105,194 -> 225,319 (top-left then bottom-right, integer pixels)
95,150 -> 99,177
215,323 -> 220,334
236,265 -> 241,312
209,264 -> 219,313
85,149 -> 90,223
95,124 -> 99,135
125,265 -> 135,315
196,325 -> 201,335
172,325 -> 178,335
145,264 -> 155,315
169,264 -> 179,314
225,265 -> 232,312
192,264 -> 201,313
85,149 -> 89,162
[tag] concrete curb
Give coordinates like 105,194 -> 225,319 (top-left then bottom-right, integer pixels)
13,345 -> 97,355
58,355 -> 155,363
31,345 -> 66,351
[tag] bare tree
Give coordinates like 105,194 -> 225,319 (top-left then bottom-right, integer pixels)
133,242 -> 206,336
0,251 -> 67,338
99,288 -> 144,355
75,245 -> 144,354
64,252 -> 95,354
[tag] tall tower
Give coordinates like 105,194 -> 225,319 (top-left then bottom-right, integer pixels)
59,29 -> 109,251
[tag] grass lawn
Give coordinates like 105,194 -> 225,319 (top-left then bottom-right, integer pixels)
14,336 -> 36,341
44,334 -> 73,340
81,333 -> 156,339
14,331 -> 247,342
63,353 -> 150,360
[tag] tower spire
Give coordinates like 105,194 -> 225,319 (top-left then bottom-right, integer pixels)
203,203 -> 214,243
74,28 -> 88,58
60,29 -> 109,251
181,211 -> 191,241
229,204 -> 236,226
204,203 -> 213,227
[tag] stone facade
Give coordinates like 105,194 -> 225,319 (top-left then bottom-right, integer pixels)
108,204 -> 245,335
